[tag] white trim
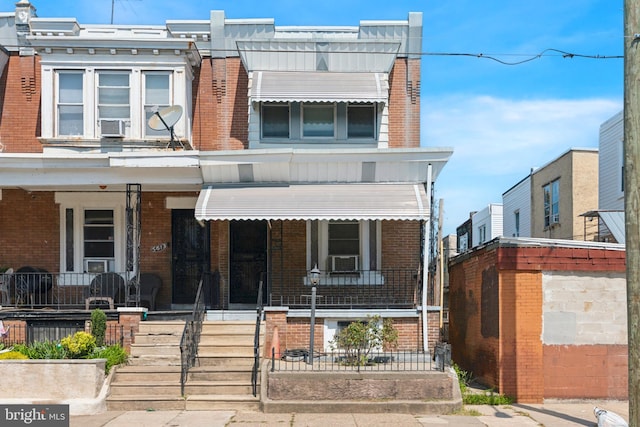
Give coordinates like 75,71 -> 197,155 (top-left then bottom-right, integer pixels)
165,196 -> 197,210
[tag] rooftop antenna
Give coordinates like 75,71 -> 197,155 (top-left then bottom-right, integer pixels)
147,105 -> 184,150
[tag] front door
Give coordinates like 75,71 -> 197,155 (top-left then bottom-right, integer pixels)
229,220 -> 267,306
172,209 -> 210,306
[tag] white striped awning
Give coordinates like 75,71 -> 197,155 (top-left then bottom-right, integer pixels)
195,183 -> 428,221
249,71 -> 389,103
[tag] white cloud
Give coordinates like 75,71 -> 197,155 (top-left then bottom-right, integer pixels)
423,95 -> 621,234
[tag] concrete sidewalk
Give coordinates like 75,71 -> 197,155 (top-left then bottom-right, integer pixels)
70,401 -> 629,426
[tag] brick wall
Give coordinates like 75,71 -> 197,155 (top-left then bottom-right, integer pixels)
0,189 -> 59,271
388,58 -> 420,148
449,240 -> 627,402
0,55 -> 41,153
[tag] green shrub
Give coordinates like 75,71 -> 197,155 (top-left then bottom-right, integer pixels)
0,350 -> 28,360
330,315 -> 398,366
13,341 -> 67,359
92,344 -> 128,374
91,309 -> 107,346
61,331 -> 96,358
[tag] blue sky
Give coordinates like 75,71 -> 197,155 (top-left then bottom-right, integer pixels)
24,0 -> 623,235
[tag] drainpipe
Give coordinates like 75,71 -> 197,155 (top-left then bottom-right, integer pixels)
422,164 -> 432,353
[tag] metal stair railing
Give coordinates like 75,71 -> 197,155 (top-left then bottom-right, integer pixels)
251,274 -> 265,397
179,273 -> 206,396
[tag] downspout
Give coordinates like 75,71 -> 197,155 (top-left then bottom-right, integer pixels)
422,164 -> 432,353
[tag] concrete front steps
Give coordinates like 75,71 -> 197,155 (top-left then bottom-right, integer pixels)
107,319 -> 264,412
107,320 -> 186,411
184,320 -> 263,411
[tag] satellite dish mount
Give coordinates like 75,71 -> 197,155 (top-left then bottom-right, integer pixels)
148,105 -> 184,150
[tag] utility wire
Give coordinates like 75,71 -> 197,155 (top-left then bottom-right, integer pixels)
422,48 -> 623,65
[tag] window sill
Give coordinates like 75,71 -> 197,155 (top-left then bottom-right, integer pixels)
303,272 -> 385,286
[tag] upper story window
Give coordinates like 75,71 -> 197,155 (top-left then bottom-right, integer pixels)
257,101 -> 377,144
514,210 -> 520,237
144,72 -> 171,137
262,104 -> 290,138
347,104 -> 375,138
98,72 -> 130,121
47,68 -> 182,142
543,179 -> 560,227
478,224 -> 487,244
303,104 -> 335,138
57,72 -> 84,136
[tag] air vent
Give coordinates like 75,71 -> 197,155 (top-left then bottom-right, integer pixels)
100,119 -> 126,137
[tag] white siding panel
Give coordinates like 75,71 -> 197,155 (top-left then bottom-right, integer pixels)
502,176 -> 531,237
599,110 -> 624,210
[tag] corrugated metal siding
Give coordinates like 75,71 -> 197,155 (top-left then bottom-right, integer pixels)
238,40 -> 400,72
599,211 -> 625,244
502,176 -> 532,237
598,110 -> 624,211
195,183 -> 429,221
248,71 -> 389,103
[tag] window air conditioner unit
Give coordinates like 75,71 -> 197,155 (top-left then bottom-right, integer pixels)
100,119 -> 126,137
330,255 -> 359,272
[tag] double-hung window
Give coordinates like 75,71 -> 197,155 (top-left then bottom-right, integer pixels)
144,72 -> 171,137
83,209 -> 115,273
57,72 -> 84,136
302,104 -> 334,138
97,72 -> 130,135
328,221 -> 360,272
543,179 -> 560,227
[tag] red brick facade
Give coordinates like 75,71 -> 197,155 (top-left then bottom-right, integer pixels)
449,240 -> 627,402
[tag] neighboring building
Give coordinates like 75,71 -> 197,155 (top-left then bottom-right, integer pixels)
456,215 -> 474,254
471,203 -> 502,247
0,2 -> 452,353
502,174 -> 532,238
449,237 -> 627,402
590,110 -> 625,243
530,149 -> 598,240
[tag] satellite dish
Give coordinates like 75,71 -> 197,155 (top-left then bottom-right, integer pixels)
147,105 -> 184,150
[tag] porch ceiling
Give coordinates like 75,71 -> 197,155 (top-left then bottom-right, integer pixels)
195,183 -> 429,221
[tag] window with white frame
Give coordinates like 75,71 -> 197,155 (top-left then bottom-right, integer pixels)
308,220 -> 380,278
98,72 -> 130,122
56,193 -> 125,275
478,224 -> 487,244
303,103 -> 334,137
83,209 -> 115,273
543,179 -> 560,227
144,72 -> 171,137
48,68 -> 182,141
57,72 -> 84,136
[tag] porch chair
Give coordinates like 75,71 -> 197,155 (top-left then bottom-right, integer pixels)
86,272 -> 125,310
0,268 -> 13,306
138,273 -> 162,311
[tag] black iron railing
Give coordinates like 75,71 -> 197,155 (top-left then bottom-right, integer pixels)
0,322 -> 129,347
179,273 -> 206,396
268,268 -> 420,309
271,349 -> 440,372
0,270 -> 136,310
251,275 -> 265,397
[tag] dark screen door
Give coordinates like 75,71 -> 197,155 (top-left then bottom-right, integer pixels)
172,209 -> 210,305
229,220 -> 267,305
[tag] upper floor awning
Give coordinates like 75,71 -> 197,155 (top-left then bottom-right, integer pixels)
248,71 -> 389,103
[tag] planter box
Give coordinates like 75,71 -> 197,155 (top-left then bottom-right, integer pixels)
0,359 -> 106,400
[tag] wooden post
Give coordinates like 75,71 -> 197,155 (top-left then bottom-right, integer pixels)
625,1 -> 640,425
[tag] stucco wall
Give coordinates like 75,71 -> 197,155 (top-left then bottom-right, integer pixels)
1,359 -> 106,399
